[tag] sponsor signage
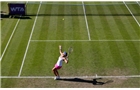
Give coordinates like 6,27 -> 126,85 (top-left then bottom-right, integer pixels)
8,3 -> 26,15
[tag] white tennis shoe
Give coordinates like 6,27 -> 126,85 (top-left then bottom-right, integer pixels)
54,76 -> 60,80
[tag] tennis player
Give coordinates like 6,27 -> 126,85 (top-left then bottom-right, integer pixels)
52,45 -> 68,80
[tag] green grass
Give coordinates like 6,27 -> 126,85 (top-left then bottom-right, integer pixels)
19,41 -> 139,76
1,1 -> 140,88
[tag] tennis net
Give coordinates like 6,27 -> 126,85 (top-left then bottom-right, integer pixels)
25,1 -> 140,17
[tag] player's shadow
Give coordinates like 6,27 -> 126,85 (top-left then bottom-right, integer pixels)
58,78 -> 113,85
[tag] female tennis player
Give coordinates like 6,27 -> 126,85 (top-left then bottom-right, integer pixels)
52,45 -> 68,80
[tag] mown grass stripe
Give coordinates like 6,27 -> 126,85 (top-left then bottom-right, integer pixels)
31,43 -> 47,75
56,4 -> 65,40
17,22 -> 37,75
108,4 -> 139,71
39,4 -> 51,40
124,41 -> 140,73
98,42 -> 115,75
98,4 -> 120,71
91,5 -> 107,40
99,5 -> 116,40
113,4 -> 133,40
71,7 -> 80,40
5,19 -> 34,76
101,4 -> 118,40
119,4 -> 139,40
63,3 -> 86,40
116,42 -> 138,74
105,2 -> 139,72
31,4 -> 51,40
64,4 -> 74,40
47,4 -> 58,40
71,4 -> 80,40
2,20 -> 30,75
102,4 -> 126,67
18,2 -> 42,77
38,4 -> 52,40
106,2 -> 139,73
1,33 -> 22,76
20,42 -> 37,76
31,13 -> 44,40
97,2 -> 138,75
90,42 -> 104,74
81,42 -> 101,75
97,4 -> 124,74
0,17 -> 20,61
1,20 -> 18,52
107,42 -> 125,68
113,5 -> 140,55
124,18 -> 140,40
71,42 -> 87,75
80,42 -> 94,75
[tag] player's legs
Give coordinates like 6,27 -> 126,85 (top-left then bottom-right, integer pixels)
52,64 -> 62,80
55,69 -> 60,77
52,68 -> 60,80
52,67 -> 61,76
52,67 -> 58,76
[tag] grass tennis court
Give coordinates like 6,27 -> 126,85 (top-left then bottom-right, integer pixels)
1,1 -> 140,87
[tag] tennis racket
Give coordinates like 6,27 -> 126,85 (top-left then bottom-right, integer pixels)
67,47 -> 73,57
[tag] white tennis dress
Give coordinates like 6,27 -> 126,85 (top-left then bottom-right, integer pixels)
56,56 -> 64,66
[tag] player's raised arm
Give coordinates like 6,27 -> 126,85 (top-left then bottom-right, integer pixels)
59,45 -> 63,54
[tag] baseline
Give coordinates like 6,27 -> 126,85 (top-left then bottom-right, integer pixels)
30,40 -> 140,42
1,75 -> 140,79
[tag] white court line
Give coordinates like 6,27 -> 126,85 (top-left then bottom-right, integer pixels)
0,16 -> 21,61
1,75 -> 140,79
123,1 -> 140,27
18,2 -> 42,77
30,40 -> 140,42
136,1 -> 140,6
82,1 -> 91,41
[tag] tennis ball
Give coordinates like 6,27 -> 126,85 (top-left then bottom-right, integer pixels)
62,18 -> 64,20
